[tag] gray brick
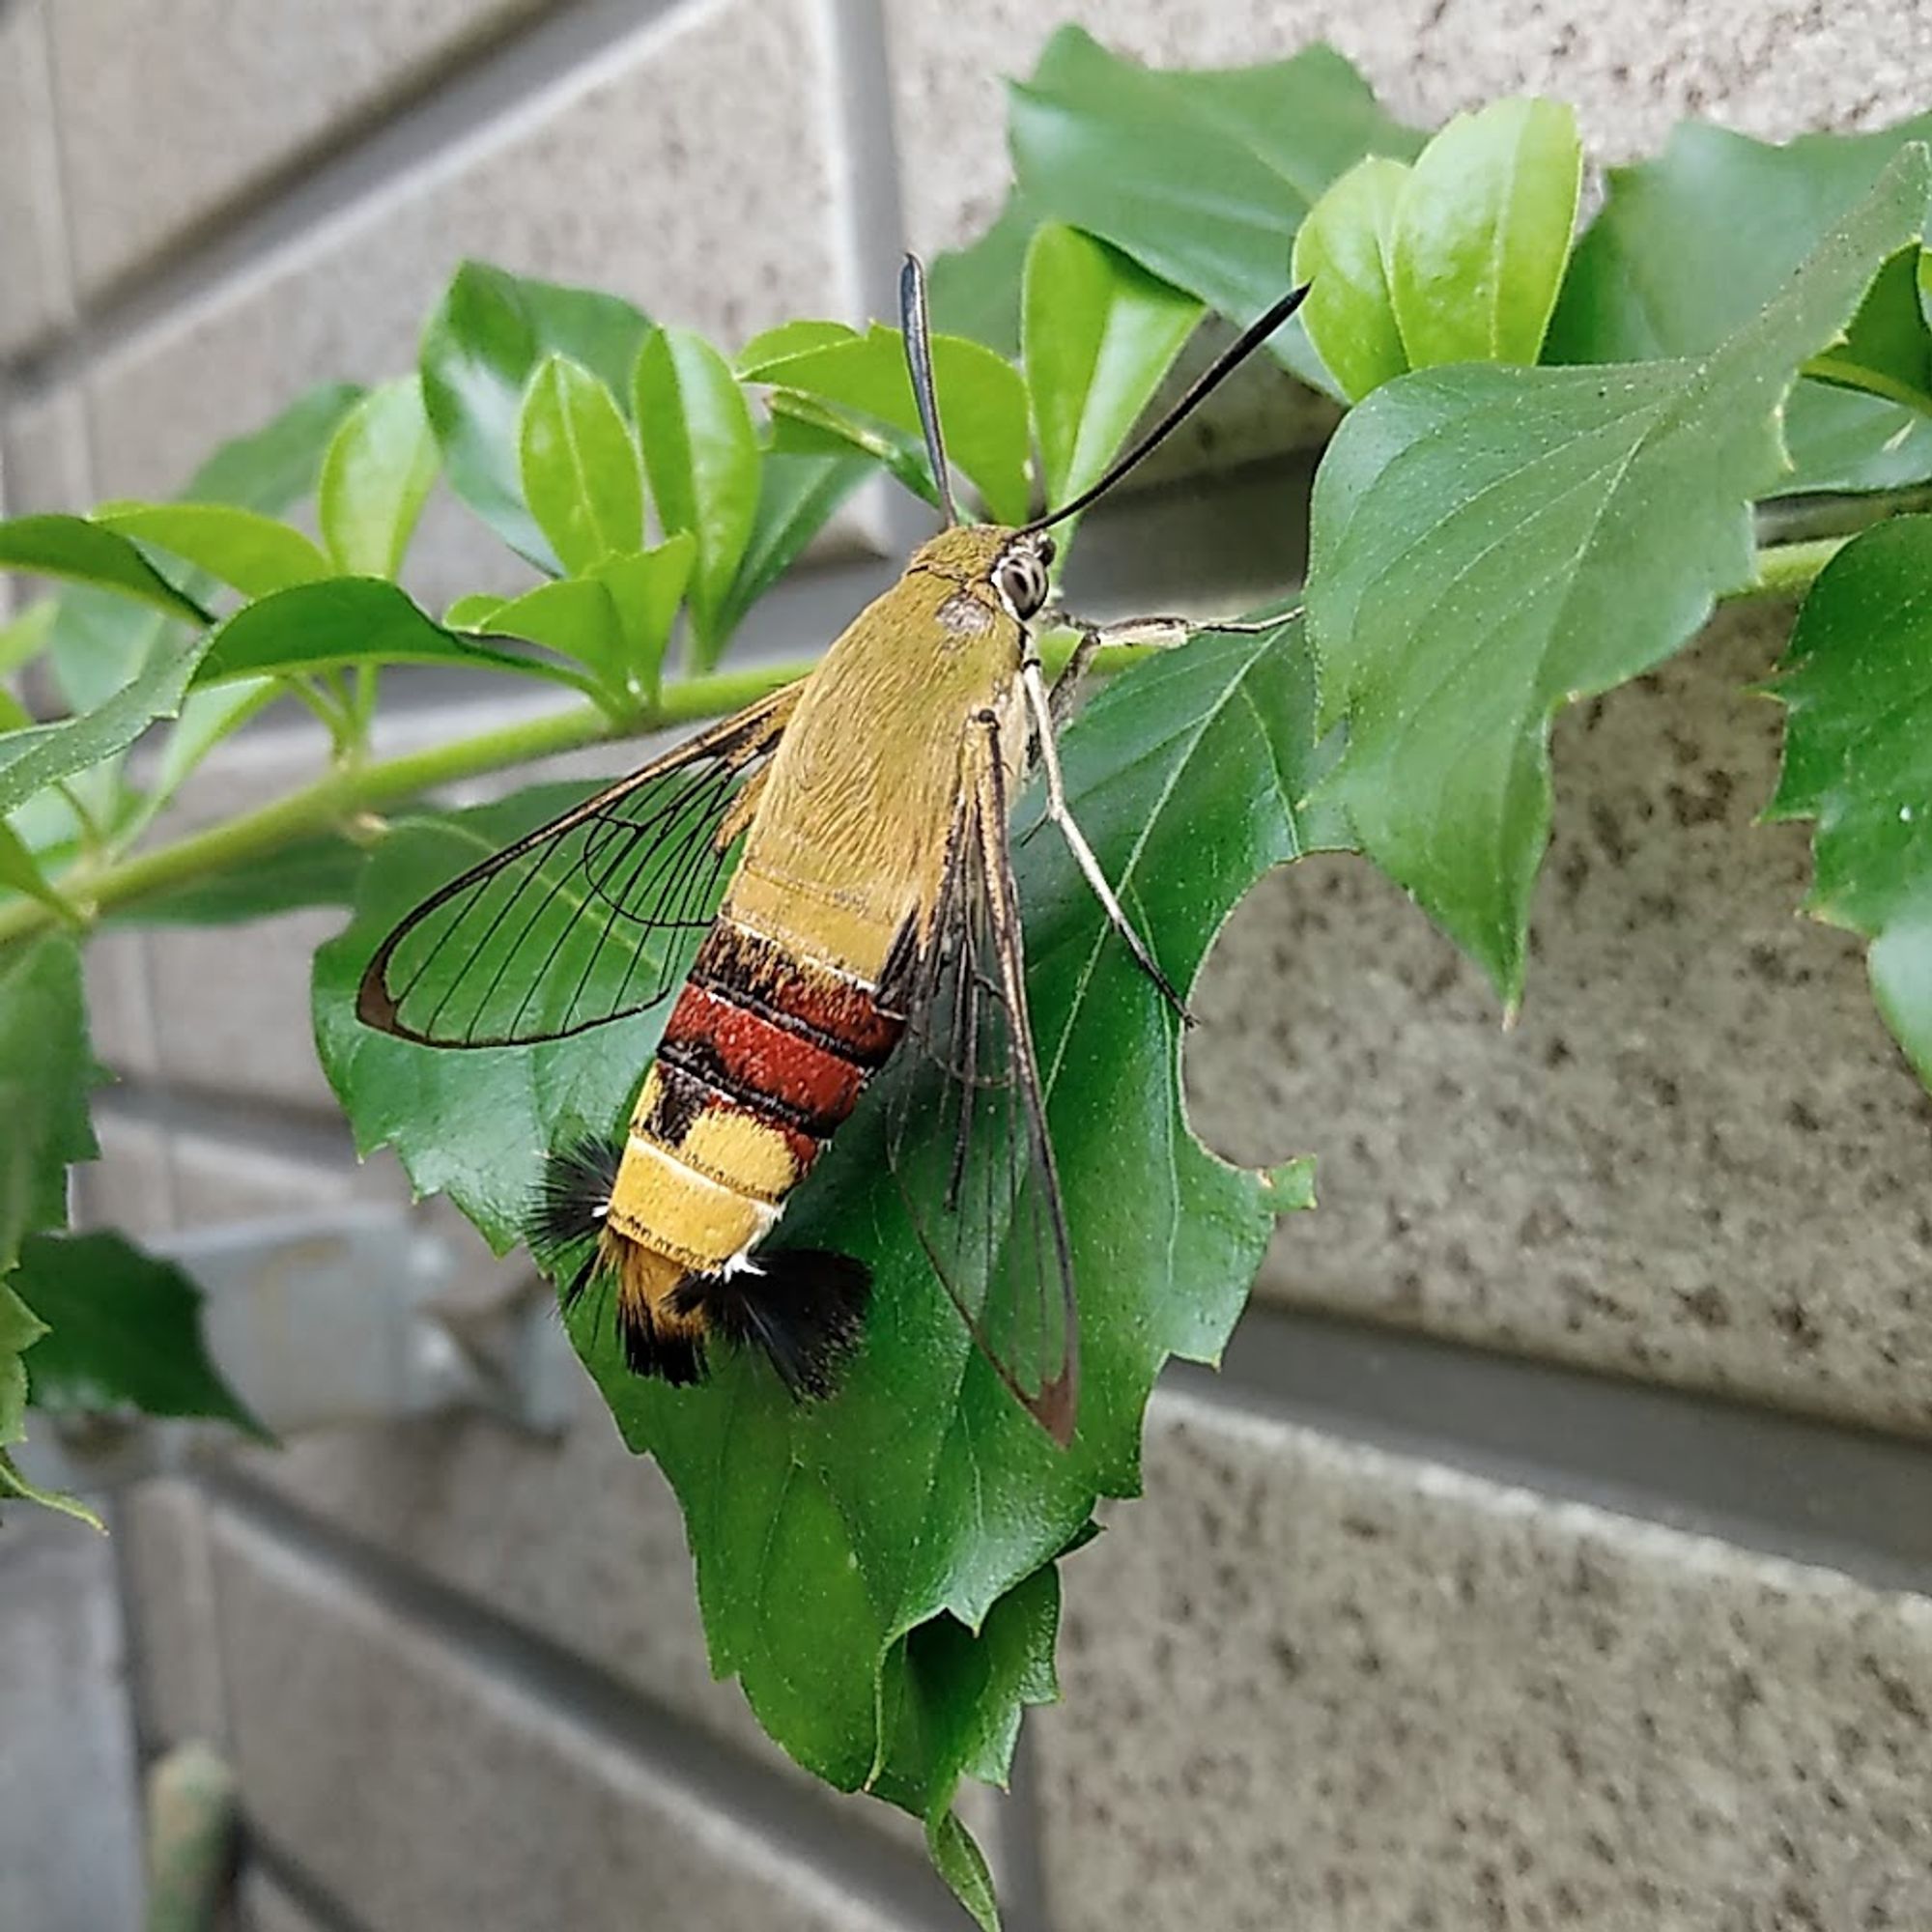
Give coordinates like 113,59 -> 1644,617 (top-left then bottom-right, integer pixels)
1188,602 -> 1932,1436
78,1108 -> 178,1236
84,928 -> 161,1076
884,0 -> 1932,258
0,1522 -> 143,1932
0,385 -> 91,515
0,1 -> 72,356
117,1477 -> 228,1749
45,0 -> 559,300
166,1124 -> 412,1225
82,0 -> 857,541
1037,1390 -> 1932,1932
208,1508 -> 921,1932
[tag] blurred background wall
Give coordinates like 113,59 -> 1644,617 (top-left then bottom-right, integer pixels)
4,2 -> 1932,1927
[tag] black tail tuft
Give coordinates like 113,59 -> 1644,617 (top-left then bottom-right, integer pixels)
528,1135 -> 622,1264
673,1250 -> 871,1400
619,1299 -> 708,1385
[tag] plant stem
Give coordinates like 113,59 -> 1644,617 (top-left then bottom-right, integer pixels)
0,659 -> 813,949
1724,535 -> 1850,603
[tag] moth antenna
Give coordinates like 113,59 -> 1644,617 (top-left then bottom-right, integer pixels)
899,254 -> 960,528
674,1250 -> 871,1400
1023,280 -> 1311,533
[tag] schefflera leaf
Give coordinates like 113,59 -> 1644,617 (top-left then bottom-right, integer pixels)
1306,148 -> 1931,1009
1766,517 -> 1932,1086
518,354 -> 645,576
313,616 -> 1340,1919
1292,156 -> 1411,401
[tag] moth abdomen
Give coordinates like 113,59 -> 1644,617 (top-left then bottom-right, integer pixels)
671,1251 -> 872,1400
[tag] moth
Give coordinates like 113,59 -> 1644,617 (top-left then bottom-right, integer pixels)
357,260 -> 1307,1443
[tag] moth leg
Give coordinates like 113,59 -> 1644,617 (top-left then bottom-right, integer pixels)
1018,658 -> 1193,1024
1038,604 -> 1299,726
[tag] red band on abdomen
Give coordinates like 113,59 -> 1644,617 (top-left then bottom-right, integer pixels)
659,980 -> 871,1135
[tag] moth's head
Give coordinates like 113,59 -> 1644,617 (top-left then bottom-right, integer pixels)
909,525 -> 1055,623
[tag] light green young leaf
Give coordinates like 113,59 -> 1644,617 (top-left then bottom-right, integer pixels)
0,820 -> 76,921
714,449 -> 876,642
519,355 -> 644,575
0,516 -> 212,626
13,1230 -> 268,1436
1308,149 -> 1930,1006
318,377 -> 440,579
740,324 -> 1031,525
94,502 -> 332,599
766,394 -> 938,509
1292,156 -> 1411,401
1009,30 -> 1426,387
633,328 -> 759,667
0,599 -> 57,679
1387,98 -> 1581,369
188,579 -> 587,691
1548,113 -> 1932,492
1022,225 -> 1203,517
422,262 -> 653,570
929,189 -> 1040,357
1766,517 -> 1932,1086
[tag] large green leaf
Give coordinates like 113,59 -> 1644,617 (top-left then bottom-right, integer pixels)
0,517 -> 212,625
13,1230 -> 267,1435
1548,114 -> 1932,493
318,377 -> 440,579
1308,150 -> 1930,1006
187,579 -> 586,691
421,262 -> 653,571
1022,225 -> 1202,519
0,1278 -> 99,1528
314,618 -> 1339,1905
1291,156 -> 1410,402
929,189 -> 1040,357
1008,30 -> 1426,388
93,503 -> 332,599
1766,517 -> 1932,1085
0,935 -> 98,1273
739,323 -> 1031,525
632,328 -> 760,667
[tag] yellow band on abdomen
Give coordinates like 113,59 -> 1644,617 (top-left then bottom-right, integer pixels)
606,1135 -> 778,1273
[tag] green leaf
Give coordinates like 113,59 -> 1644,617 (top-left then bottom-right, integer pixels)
1766,517 -> 1932,1085
715,449 -> 875,641
1291,156 -> 1410,401
0,628 -> 210,816
188,382 -> 367,510
1008,30 -> 1425,387
0,599 -> 57,679
313,615 -> 1344,1861
470,540 -> 693,704
93,503 -> 333,600
519,355 -> 644,575
421,262 -> 653,570
1548,114 -> 1932,493
0,936 -> 98,1273
1022,225 -> 1203,518
318,376 -> 440,579
929,189 -> 1039,357
109,831 -> 369,925
633,328 -> 760,666
0,1278 -> 99,1528
1386,98 -> 1580,369
0,820 -> 75,920
187,579 -> 583,691
766,394 -> 938,509
1809,246 -> 1932,412
12,1230 -> 267,1435
740,324 -> 1031,525
0,516 -> 212,625
1308,148 -> 1931,1005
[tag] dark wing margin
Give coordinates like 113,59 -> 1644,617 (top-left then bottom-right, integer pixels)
878,708 -> 1079,1444
356,683 -> 801,1048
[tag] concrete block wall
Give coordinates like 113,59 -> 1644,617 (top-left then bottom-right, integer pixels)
5,3 -> 1932,1928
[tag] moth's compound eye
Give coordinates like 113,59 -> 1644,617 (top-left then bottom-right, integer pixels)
997,554 -> 1049,620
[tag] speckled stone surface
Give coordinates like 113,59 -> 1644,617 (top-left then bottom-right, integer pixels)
0,2 -> 72,356
206,1509 -> 923,1932
1186,601 -> 1932,1437
46,0 -> 559,298
884,0 -> 1932,256
82,0 -> 856,508
1037,1391 -> 1932,1932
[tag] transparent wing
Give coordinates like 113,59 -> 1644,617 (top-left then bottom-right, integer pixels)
357,685 -> 798,1047
879,715 -> 1078,1443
